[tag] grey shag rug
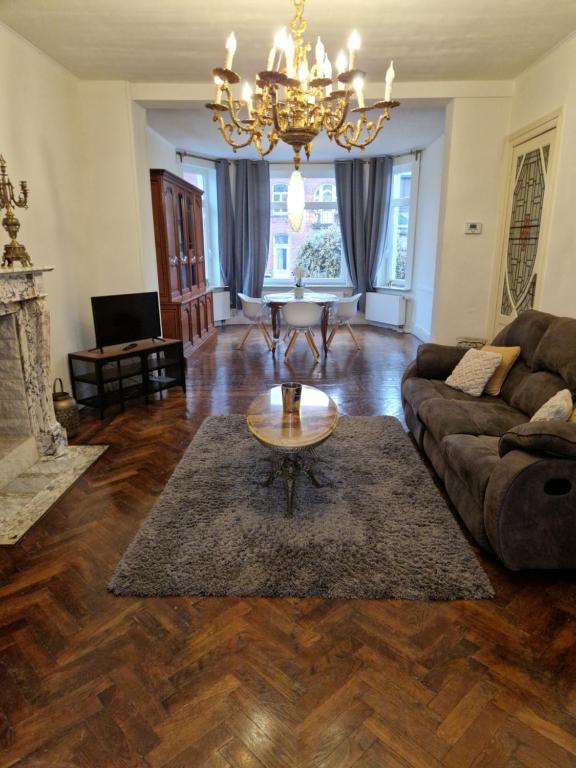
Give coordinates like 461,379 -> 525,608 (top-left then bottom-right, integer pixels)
109,415 -> 493,600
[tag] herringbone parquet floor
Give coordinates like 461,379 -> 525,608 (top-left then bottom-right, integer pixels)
2,326 -> 576,767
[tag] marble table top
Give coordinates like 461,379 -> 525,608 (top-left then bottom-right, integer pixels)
262,291 -> 340,304
246,385 -> 338,450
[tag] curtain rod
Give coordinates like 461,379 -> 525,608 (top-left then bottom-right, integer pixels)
176,149 -> 422,164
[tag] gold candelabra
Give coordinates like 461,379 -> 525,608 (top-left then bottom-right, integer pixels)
0,155 -> 31,268
205,0 -> 399,171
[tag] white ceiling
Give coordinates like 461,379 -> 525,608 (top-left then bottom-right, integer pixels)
1,0 -> 575,82
146,103 -> 446,160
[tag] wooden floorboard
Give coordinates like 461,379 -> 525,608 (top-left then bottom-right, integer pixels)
2,325 -> 576,767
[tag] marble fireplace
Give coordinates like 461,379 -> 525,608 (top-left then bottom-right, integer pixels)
0,266 -> 105,544
0,267 -> 67,481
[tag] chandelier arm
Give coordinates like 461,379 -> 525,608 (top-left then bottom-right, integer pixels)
253,130 -> 280,158
226,99 -> 256,135
337,111 -> 388,149
213,113 -> 255,150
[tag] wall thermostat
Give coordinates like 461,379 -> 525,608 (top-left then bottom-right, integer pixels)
465,222 -> 483,235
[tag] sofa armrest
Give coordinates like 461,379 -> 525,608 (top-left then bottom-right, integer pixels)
416,343 -> 467,380
499,421 -> 576,459
484,448 -> 576,569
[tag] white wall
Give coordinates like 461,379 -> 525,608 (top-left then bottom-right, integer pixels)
509,34 -> 576,318
407,136 -> 444,341
431,97 -> 512,343
146,126 -> 181,176
0,23 -> 84,382
75,81 -> 149,340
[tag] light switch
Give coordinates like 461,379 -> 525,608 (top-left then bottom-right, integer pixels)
465,222 -> 483,235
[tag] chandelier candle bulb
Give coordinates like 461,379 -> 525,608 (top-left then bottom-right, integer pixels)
242,82 -> 253,117
285,34 -> 295,77
214,76 -> 223,104
353,76 -> 365,108
315,37 -> 325,74
348,30 -> 361,69
336,49 -> 348,75
267,45 -> 276,71
274,27 -> 287,69
324,55 -> 333,94
225,32 -> 237,70
385,60 -> 395,102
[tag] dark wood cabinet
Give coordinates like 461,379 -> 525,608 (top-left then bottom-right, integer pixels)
150,169 -> 215,356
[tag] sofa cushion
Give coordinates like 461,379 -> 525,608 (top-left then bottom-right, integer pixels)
402,377 -> 495,418
418,398 -> 528,443
483,345 -> 522,396
491,309 -> 556,368
532,317 -> 576,390
508,370 -> 567,416
441,434 -> 500,507
531,389 -> 573,423
445,348 -> 502,397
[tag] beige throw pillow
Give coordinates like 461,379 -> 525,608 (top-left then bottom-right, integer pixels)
530,389 -> 573,423
446,348 -> 502,397
482,345 -> 522,396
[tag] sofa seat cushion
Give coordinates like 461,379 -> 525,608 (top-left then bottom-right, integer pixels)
418,398 -> 528,443
402,377 -> 494,418
441,434 -> 500,507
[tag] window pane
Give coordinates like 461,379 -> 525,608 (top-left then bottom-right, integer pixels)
267,175 -> 345,282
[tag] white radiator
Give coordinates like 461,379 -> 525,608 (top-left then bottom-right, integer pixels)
365,292 -> 406,328
212,291 -> 231,323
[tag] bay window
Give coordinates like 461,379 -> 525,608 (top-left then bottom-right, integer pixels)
375,156 -> 420,290
265,166 -> 347,285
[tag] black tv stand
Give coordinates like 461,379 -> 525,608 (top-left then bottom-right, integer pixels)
68,338 -> 185,419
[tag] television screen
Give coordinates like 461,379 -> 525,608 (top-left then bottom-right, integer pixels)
91,292 -> 162,349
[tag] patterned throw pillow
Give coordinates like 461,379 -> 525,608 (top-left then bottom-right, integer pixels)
530,389 -> 573,423
446,349 -> 503,397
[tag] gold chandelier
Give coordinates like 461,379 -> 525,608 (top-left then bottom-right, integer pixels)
206,0 -> 399,229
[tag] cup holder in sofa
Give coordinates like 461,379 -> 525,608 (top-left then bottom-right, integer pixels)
544,478 -> 572,496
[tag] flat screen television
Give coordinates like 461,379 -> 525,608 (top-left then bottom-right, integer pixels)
91,291 -> 162,349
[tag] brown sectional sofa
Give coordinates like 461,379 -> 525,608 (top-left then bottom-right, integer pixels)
402,310 -> 576,570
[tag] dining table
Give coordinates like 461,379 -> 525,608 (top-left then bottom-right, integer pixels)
262,291 -> 340,355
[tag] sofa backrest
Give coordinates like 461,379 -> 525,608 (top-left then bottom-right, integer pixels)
492,310 -> 575,416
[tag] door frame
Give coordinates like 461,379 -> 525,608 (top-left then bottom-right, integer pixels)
487,108 -> 562,338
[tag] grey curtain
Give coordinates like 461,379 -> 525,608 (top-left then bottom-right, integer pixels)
365,156 -> 393,292
234,160 -> 270,299
215,159 -> 237,306
335,159 -> 367,309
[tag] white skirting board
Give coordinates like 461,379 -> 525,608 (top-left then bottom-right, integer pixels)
365,292 -> 406,329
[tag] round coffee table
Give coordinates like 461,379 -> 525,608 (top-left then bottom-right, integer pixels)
246,385 -> 339,517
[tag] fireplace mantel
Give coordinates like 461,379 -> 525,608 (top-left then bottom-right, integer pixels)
0,265 -> 67,456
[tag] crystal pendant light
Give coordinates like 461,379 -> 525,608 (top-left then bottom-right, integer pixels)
287,169 -> 305,231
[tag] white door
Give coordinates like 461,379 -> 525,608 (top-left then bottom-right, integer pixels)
492,125 -> 557,335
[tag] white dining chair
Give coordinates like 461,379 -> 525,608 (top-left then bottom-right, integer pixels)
237,293 -> 273,351
282,301 -> 324,363
327,293 -> 363,350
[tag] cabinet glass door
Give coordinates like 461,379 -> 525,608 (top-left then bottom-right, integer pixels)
186,194 -> 198,288
194,195 -> 205,288
177,193 -> 189,291
163,185 -> 179,296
